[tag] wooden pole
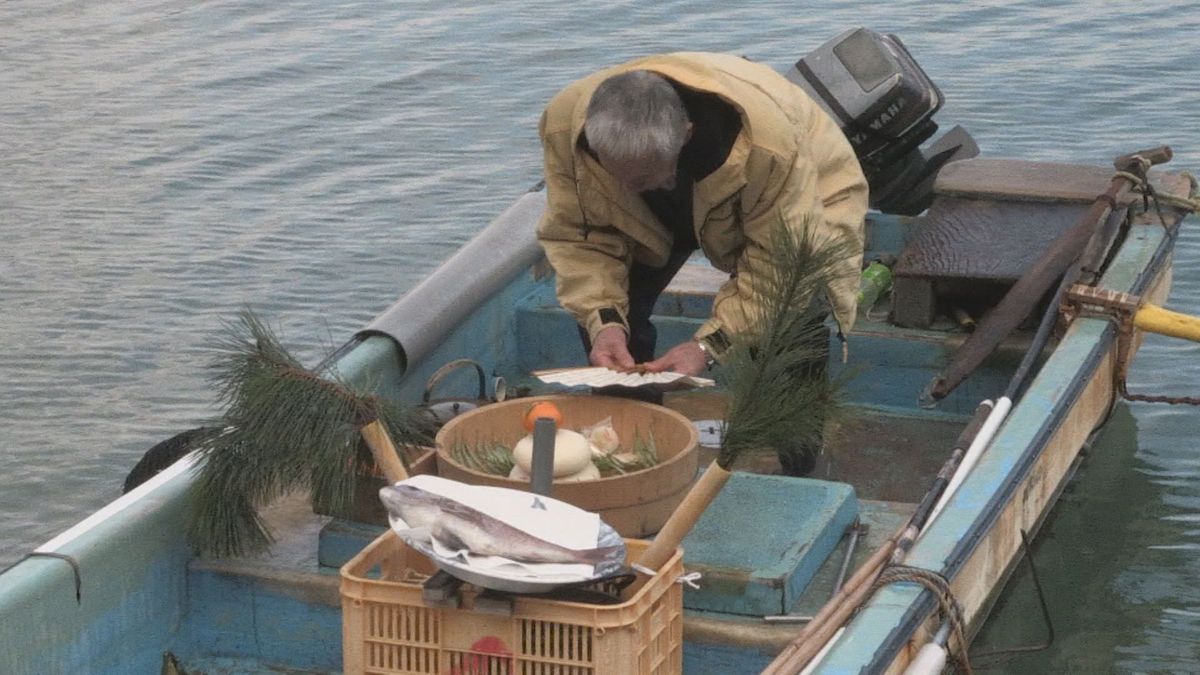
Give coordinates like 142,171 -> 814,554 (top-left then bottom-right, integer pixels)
636,460 -> 732,572
359,419 -> 410,483
761,524 -> 904,674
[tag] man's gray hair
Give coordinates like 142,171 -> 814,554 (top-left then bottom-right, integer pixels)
584,70 -> 689,165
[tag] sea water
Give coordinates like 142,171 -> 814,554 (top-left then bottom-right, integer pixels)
2,1 -> 1198,670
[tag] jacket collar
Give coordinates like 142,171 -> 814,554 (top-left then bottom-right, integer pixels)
569,55 -> 750,218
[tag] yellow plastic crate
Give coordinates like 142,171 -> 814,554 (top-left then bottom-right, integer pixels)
340,530 -> 683,675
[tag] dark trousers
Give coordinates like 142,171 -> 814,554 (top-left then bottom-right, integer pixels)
775,316 -> 830,476
576,246 -> 697,404
577,246 -> 697,363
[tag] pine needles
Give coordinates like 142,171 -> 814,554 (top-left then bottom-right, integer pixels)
188,310 -> 434,557
715,219 -> 852,470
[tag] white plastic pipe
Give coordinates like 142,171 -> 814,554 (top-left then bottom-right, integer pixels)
904,641 -> 947,675
923,395 -> 1013,533
799,626 -> 845,675
903,621 -> 952,675
899,397 -> 1013,674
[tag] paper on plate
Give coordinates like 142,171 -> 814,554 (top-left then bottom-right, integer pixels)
533,366 -> 715,389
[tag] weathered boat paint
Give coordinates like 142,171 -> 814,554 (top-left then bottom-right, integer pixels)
817,215 -> 1178,673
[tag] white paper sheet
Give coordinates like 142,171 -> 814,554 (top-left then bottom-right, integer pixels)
533,366 -> 715,389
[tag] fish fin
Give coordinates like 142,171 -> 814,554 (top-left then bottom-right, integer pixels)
436,498 -> 486,521
430,521 -> 469,552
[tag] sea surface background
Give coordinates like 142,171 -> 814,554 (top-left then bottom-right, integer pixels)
2,1 -> 1198,670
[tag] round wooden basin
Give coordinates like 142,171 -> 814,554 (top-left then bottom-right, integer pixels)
435,394 -> 699,537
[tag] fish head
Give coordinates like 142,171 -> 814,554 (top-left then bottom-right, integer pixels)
379,484 -> 441,529
383,483 -> 433,503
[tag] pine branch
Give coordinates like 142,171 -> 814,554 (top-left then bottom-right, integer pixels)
716,219 -> 854,470
188,310 -> 434,557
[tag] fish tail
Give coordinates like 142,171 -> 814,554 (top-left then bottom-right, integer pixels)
576,543 -> 626,565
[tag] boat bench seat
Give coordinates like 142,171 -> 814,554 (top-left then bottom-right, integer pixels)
681,473 -> 857,616
890,159 -> 1122,328
655,257 -> 727,318
513,256 -> 725,374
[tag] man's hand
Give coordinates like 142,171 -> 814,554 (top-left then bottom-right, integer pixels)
590,326 -> 636,370
643,340 -> 708,377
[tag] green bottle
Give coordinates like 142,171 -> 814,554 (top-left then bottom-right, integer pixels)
857,261 -> 893,314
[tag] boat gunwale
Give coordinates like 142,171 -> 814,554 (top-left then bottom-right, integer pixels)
842,214 -> 1184,672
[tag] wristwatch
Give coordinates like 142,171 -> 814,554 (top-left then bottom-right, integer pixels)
694,339 -> 717,370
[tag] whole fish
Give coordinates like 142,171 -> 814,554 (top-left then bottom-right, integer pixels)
379,483 -> 623,566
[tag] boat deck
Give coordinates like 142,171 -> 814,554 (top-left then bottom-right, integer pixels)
666,390 -> 965,503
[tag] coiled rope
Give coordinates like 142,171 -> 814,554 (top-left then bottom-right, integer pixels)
871,564 -> 973,674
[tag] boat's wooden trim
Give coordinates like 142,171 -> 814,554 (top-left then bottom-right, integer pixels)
931,158 -> 1183,205
873,253 -> 1173,671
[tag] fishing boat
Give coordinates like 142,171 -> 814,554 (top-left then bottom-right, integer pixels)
3,29 -> 1198,675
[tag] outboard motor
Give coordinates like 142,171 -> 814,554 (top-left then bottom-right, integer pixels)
787,27 -> 978,215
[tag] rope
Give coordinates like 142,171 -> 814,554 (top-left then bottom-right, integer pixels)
1096,289 -> 1200,407
1121,386 -> 1200,406
1072,303 -> 1200,406
1153,170 -> 1200,213
1112,169 -> 1146,188
871,565 -> 973,674
1140,167 -> 1200,223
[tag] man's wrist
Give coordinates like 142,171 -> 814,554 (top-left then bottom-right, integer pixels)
694,339 -> 717,370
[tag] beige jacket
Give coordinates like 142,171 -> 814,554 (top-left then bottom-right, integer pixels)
536,52 -> 868,355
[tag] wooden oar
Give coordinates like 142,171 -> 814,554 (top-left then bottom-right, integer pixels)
926,146 -> 1174,402
761,523 -> 904,674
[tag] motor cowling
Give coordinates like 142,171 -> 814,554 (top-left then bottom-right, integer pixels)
787,27 -> 977,215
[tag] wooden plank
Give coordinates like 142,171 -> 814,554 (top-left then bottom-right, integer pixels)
934,159 -> 1117,203
894,197 -> 1093,282
934,158 -> 1194,205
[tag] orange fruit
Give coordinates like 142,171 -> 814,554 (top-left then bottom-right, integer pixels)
522,401 -> 564,432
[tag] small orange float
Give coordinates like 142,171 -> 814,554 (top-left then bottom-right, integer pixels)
522,400 -> 563,432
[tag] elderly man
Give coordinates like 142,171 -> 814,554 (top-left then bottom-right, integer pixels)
535,52 -> 868,471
